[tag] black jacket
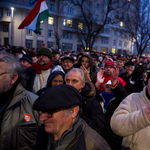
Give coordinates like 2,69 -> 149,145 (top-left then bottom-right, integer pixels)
97,82 -> 128,150
80,82 -> 105,136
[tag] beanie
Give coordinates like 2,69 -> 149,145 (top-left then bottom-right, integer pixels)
37,48 -> 52,59
104,61 -> 115,69
20,54 -> 33,64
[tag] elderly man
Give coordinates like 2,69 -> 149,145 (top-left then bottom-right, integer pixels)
111,73 -> 150,150
33,84 -> 110,150
25,47 -> 53,93
65,68 -> 105,136
61,56 -> 74,73
0,51 -> 40,150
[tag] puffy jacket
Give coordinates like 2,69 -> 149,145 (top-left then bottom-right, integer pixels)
0,84 -> 40,150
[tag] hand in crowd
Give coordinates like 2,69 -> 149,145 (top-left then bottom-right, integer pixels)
111,67 -> 119,86
95,70 -> 105,88
80,66 -> 91,81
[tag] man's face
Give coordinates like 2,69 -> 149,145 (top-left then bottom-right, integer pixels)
51,75 -> 64,87
61,59 -> 73,72
52,54 -> 60,61
39,109 -> 73,140
81,57 -> 90,69
142,58 -> 147,63
104,66 -> 114,76
0,62 -> 13,94
105,84 -> 113,94
65,71 -> 85,93
38,55 -> 51,65
116,60 -> 124,69
92,57 -> 97,65
125,65 -> 134,76
20,60 -> 31,71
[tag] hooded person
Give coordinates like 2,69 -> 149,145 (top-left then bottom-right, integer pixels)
77,54 -> 97,83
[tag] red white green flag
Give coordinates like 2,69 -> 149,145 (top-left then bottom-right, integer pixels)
18,0 -> 50,34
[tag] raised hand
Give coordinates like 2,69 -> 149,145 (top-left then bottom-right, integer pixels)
111,67 -> 119,86
95,70 -> 105,88
80,66 -> 91,81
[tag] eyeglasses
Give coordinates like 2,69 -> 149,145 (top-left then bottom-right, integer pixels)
0,72 -> 11,77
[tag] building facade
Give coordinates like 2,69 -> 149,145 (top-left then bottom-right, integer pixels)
0,0 -> 134,54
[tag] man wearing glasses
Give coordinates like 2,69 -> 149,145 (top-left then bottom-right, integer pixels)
61,56 -> 74,73
0,51 -> 40,150
33,84 -> 110,150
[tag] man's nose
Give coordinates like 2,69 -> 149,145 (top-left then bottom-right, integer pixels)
39,112 -> 48,121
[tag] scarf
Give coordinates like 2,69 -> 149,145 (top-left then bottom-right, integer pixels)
102,90 -> 115,109
30,60 -> 52,74
100,73 -> 126,93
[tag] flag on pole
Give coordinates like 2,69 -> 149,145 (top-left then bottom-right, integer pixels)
18,0 -> 50,34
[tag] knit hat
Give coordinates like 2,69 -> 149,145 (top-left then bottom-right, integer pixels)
33,84 -> 82,111
91,54 -> 99,61
37,47 -> 52,59
125,61 -> 134,67
20,54 -> 33,64
104,61 -> 115,69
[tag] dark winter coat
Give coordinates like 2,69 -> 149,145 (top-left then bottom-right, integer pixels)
80,82 -> 105,136
34,117 -> 111,150
97,82 -> 128,150
0,84 -> 40,150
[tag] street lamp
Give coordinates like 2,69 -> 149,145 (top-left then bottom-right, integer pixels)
11,7 -> 14,46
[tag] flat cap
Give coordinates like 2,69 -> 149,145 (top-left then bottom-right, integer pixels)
61,56 -> 74,63
33,84 -> 81,111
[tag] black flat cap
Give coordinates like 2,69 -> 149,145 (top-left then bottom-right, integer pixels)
33,84 -> 81,111
61,56 -> 74,63
125,61 -> 134,66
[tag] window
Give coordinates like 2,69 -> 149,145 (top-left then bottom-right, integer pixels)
40,20 -> 43,23
94,38 -> 97,43
4,24 -> 9,32
105,28 -> 110,34
114,30 -> 117,36
70,33 -> 72,39
26,29 -> 32,35
26,40 -> 33,48
77,45 -> 82,52
62,43 -> 72,51
67,20 -> 72,27
48,30 -> 52,37
0,8 -> 3,17
37,29 -> 42,35
68,7 -> 73,14
119,41 -> 122,46
113,40 -> 116,46
120,21 -> 123,27
124,42 -> 127,47
95,15 -> 99,21
6,9 -> 11,17
78,22 -> 83,30
121,12 -> 124,20
47,42 -> 53,48
63,19 -> 66,26
88,1 -> 92,10
49,4 -> 55,11
115,11 -> 119,19
48,17 -> 54,25
101,38 -> 108,44
63,31 -> 66,39
126,14 -> 129,21
66,32 -> 69,39
37,41 -> 43,49
119,32 -> 122,37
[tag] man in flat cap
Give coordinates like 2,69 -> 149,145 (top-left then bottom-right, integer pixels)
33,84 -> 111,150
25,47 -> 54,93
61,56 -> 74,73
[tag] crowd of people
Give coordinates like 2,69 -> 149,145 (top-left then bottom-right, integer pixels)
1,44 -> 150,150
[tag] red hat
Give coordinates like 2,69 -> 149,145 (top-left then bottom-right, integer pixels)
104,61 -> 115,69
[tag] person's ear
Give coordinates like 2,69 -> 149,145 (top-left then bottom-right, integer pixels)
71,105 -> 79,118
11,73 -> 18,85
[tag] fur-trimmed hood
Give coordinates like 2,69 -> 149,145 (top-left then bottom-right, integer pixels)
81,81 -> 96,97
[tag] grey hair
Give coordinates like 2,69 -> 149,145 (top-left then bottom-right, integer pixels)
65,68 -> 85,83
0,51 -> 24,83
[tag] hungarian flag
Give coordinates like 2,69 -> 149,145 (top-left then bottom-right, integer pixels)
18,0 -> 50,34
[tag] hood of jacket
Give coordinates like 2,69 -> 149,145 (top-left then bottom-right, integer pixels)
81,81 -> 96,97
